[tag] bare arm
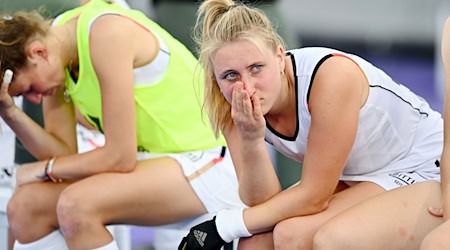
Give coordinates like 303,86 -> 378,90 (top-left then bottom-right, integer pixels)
11,15 -> 157,185
224,75 -> 282,206
224,125 -> 281,206
0,78 -> 77,160
441,16 -> 450,221
52,14 -> 159,180
243,56 -> 366,233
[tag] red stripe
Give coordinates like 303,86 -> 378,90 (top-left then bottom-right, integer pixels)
331,53 -> 359,67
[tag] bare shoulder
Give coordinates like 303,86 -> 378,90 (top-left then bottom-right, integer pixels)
309,55 -> 366,111
88,14 -> 157,67
314,56 -> 364,88
88,14 -> 137,42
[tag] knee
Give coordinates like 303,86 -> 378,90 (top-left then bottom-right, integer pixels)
57,187 -> 91,238
273,220 -> 310,250
313,222 -> 347,250
7,187 -> 41,237
237,238 -> 258,250
237,233 -> 273,250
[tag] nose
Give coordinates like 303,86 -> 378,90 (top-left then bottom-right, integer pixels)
23,92 -> 43,105
241,75 -> 256,96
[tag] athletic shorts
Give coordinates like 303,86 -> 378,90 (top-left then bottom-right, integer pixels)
341,165 -> 440,191
340,110 -> 442,191
137,146 -> 246,213
77,124 -> 246,236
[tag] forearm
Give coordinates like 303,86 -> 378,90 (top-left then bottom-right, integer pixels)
49,145 -> 136,181
237,139 -> 281,205
2,105 -> 75,159
182,179 -> 332,247
244,184 -> 328,234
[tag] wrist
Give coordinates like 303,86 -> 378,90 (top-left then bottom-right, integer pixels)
36,157 -> 63,183
216,208 -> 252,243
36,160 -> 50,181
46,157 -> 63,183
0,105 -> 19,121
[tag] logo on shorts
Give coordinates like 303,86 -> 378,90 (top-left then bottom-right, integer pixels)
389,172 -> 418,187
193,230 -> 207,246
183,152 -> 203,162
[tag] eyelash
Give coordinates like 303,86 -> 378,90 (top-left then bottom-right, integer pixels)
222,65 -> 263,80
222,72 -> 236,80
252,65 -> 262,72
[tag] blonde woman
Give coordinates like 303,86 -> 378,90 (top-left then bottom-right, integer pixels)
179,0 -> 446,249
0,0 -> 246,249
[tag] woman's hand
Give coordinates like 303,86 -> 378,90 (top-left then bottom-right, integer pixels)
0,69 -> 16,118
16,161 -> 48,187
428,206 -> 444,217
231,81 -> 266,142
428,201 -> 448,221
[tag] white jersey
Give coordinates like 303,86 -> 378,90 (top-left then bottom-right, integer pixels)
265,47 -> 443,189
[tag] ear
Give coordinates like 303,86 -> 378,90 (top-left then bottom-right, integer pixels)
26,40 -> 49,64
276,45 -> 286,72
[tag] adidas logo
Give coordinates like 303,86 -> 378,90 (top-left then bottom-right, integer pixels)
193,230 -> 207,247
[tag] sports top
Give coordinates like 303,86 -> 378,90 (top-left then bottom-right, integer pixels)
54,0 -> 225,153
265,47 -> 442,179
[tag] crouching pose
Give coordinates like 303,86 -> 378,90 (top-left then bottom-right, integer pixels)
180,0 -> 447,249
0,0 -> 246,249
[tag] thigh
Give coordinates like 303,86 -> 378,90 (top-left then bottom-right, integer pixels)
421,219 -> 450,249
319,180 -> 443,249
273,181 -> 385,247
64,157 -> 207,226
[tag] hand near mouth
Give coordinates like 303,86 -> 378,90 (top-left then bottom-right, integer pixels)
231,81 -> 265,142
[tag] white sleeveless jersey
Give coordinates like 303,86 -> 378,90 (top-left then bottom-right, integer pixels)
265,47 -> 442,182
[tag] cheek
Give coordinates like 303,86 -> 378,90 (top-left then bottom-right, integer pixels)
268,71 -> 282,91
218,83 -> 233,104
7,84 -> 20,96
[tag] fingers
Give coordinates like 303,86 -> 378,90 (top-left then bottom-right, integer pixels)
1,69 -> 13,93
428,206 -> 444,217
251,94 -> 263,119
232,81 -> 255,116
232,81 -> 247,114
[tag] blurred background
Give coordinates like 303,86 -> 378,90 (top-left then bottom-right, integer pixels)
126,0 -> 450,248
1,0 -> 450,249
128,0 -> 449,110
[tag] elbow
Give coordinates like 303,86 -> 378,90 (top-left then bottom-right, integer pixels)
240,187 -> 282,207
306,195 -> 332,214
115,154 -> 136,173
292,185 -> 332,215
117,158 -> 136,173
103,148 -> 136,173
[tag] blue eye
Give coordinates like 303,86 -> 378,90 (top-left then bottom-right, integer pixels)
251,65 -> 262,73
223,72 -> 237,80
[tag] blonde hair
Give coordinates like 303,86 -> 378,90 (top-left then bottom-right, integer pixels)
0,11 -> 51,84
194,0 -> 285,136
